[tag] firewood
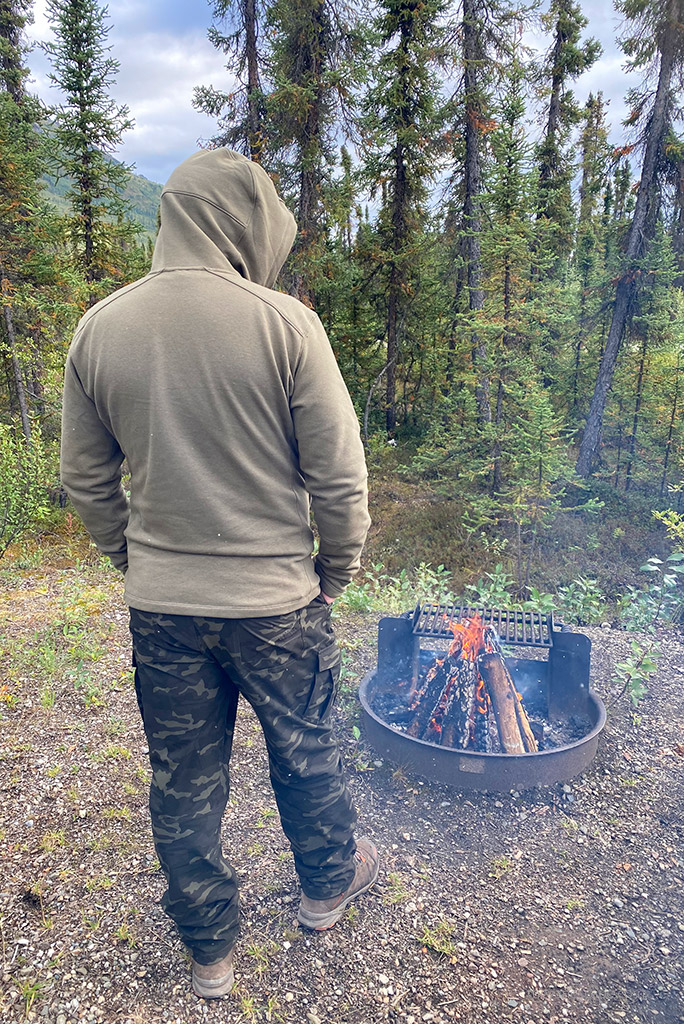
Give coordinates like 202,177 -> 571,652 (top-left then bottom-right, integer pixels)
483,635 -> 538,754
478,652 -> 526,754
407,658 -> 447,737
512,688 -> 538,752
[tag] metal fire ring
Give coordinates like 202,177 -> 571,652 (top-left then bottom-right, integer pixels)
358,668 -> 607,792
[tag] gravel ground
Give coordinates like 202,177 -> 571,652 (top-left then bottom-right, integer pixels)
0,563 -> 683,1024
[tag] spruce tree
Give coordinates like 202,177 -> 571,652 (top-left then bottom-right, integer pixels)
485,56 -> 535,491
43,0 -> 134,295
534,0 -> 600,268
362,0 -> 446,435
570,92 -> 610,414
267,0 -> 364,306
576,0 -> 684,476
193,0 -> 268,162
0,0 -> 48,439
460,0 -> 492,424
0,0 -> 31,101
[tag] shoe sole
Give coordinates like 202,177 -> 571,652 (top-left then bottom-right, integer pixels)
297,862 -> 380,930
192,965 -> 235,999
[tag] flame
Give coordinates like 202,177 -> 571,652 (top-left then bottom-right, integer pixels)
448,614 -> 486,661
474,673 -> 490,715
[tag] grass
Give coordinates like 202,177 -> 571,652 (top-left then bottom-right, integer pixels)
383,872 -> 410,905
419,919 -> 457,957
114,922 -> 138,947
256,807 -> 277,827
18,976 -> 44,1015
488,855 -> 514,879
85,874 -> 115,892
102,806 -> 131,820
246,938 -> 279,975
39,829 -> 65,852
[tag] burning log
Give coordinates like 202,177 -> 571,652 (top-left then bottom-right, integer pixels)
406,614 -> 538,754
407,657 -> 449,738
480,653 -> 525,753
441,658 -> 477,749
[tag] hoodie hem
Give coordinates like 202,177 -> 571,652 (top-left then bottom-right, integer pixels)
124,584 -> 321,620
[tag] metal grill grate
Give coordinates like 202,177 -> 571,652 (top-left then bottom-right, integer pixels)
412,602 -> 553,648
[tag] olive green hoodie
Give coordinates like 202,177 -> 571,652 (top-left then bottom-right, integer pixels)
60,149 -> 370,616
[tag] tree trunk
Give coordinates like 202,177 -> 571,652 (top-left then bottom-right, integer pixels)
575,7 -> 678,476
462,0 -> 490,424
291,3 -> 325,307
624,334 -> 647,492
0,263 -> 32,442
492,258 -> 512,493
536,6 -> 565,207
660,351 -> 680,495
244,0 -> 263,162
386,134 -> 408,437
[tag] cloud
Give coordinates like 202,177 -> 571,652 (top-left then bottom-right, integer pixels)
25,2 -> 230,183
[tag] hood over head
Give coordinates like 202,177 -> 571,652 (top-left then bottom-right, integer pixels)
151,149 -> 297,288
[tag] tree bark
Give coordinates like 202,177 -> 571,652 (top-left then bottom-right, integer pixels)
536,4 -> 565,206
479,653 -> 535,754
660,350 -> 680,495
244,0 -> 263,162
0,262 -> 32,442
462,0 -> 490,424
291,2 -> 325,307
624,333 -> 647,492
575,4 -> 679,476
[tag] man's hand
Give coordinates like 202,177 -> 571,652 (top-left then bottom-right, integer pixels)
321,593 -> 335,604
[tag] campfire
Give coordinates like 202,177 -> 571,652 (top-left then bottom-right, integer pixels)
358,601 -> 606,791
406,616 -> 538,755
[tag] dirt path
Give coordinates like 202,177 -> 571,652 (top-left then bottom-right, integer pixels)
1,563 -> 682,1024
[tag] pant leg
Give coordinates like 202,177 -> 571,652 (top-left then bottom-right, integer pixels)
130,608 -> 240,964
195,596 -> 357,900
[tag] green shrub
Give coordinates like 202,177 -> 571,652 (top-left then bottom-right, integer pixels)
0,424 -> 52,556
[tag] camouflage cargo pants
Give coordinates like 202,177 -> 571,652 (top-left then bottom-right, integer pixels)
129,595 -> 357,964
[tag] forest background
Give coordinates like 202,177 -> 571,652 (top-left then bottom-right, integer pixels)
3,0 -> 684,642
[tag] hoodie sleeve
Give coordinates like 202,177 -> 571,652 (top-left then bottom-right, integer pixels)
60,355 -> 130,572
290,312 -> 371,598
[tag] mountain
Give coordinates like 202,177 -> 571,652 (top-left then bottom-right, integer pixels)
42,165 -> 163,238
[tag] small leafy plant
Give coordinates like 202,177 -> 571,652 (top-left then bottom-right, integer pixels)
618,553 -> 684,631
464,563 -> 514,606
613,640 -> 661,706
556,576 -> 605,625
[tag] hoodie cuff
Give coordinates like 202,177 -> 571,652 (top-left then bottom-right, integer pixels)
314,562 -> 348,600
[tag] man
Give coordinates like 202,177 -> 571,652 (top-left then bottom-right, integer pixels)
60,148 -> 378,1000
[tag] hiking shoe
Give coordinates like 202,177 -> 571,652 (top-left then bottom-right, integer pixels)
192,949 -> 234,999
297,838 -> 380,930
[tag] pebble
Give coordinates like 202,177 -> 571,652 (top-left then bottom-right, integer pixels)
378,973 -> 390,986
307,1013 -> 322,1024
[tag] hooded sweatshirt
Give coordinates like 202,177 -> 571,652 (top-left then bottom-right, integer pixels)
60,149 -> 370,616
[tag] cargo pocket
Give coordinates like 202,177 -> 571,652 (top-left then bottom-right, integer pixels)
241,611 -> 303,650
302,641 -> 341,723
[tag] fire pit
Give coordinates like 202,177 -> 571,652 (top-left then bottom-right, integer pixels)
358,602 -> 606,791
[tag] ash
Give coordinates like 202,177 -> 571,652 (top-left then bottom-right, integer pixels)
370,673 -> 593,753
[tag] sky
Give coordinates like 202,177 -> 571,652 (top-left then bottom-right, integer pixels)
24,0 -> 635,186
